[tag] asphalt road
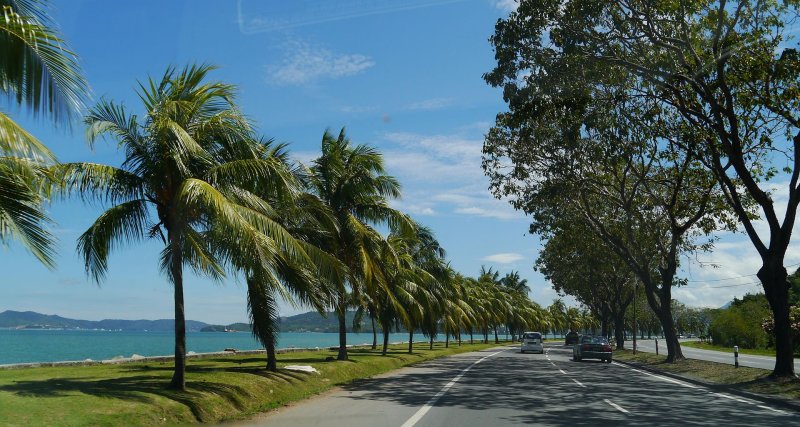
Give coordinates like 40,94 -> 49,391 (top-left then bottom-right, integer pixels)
634,339 -> 800,372
236,343 -> 798,426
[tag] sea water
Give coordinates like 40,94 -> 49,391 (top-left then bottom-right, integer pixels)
0,329 -> 429,365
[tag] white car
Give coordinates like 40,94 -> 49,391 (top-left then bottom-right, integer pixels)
520,331 -> 544,354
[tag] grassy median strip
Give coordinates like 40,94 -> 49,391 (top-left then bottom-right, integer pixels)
614,349 -> 800,401
0,342 -> 500,426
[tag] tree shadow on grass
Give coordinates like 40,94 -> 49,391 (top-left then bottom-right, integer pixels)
0,375 -> 248,422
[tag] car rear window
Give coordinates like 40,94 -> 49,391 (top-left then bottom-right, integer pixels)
524,333 -> 541,339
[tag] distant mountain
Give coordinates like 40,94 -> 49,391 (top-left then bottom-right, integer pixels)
1,310 -> 377,333
0,310 -> 209,332
277,311 -> 372,333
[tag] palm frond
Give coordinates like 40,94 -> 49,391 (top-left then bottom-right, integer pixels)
0,157 -> 54,267
76,199 -> 149,282
0,2 -> 90,122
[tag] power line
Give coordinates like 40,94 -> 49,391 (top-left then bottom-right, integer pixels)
684,262 -> 800,283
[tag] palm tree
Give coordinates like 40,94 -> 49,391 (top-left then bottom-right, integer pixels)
0,0 -> 89,266
307,128 -> 413,361
56,64 -> 313,390
240,141 -> 341,371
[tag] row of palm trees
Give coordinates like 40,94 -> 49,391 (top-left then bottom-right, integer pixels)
1,0 -> 560,392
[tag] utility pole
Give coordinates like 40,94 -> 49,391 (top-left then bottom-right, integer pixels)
633,282 -> 638,355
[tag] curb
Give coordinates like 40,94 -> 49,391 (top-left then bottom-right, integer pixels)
613,358 -> 800,413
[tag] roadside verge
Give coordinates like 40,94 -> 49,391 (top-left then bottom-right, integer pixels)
0,341 -> 499,426
613,350 -> 800,413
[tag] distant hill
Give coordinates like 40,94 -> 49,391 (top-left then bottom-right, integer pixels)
0,310 -> 375,333
0,310 -> 209,332
202,311 -> 370,333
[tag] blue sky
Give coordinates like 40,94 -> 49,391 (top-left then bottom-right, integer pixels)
1,0 -> 790,324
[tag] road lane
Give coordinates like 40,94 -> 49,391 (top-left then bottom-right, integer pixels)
636,339 -> 800,371
237,343 -> 798,426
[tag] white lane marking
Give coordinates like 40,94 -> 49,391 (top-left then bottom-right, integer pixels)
757,405 -> 788,415
400,350 -> 504,427
558,368 -> 567,374
572,378 -> 586,388
613,362 -> 789,415
618,365 -> 697,389
711,392 -> 752,405
604,399 -> 629,414
550,362 -> 556,367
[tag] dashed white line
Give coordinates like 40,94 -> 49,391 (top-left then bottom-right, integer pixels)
604,399 -> 629,413
572,378 -> 586,388
400,350 -> 505,427
558,368 -> 567,375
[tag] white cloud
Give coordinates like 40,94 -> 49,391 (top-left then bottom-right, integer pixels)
404,97 -> 453,111
492,0 -> 518,12
482,252 -> 525,264
379,130 -> 525,220
267,41 -> 374,86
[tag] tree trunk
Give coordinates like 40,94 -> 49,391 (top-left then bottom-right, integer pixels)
382,327 -> 390,356
430,335 -> 434,350
613,312 -> 625,350
337,309 -> 348,361
494,326 -> 499,344
167,227 -> 186,391
654,285 -> 684,363
759,262 -> 795,377
408,329 -> 414,354
469,329 -> 473,345
371,317 -> 377,350
446,333 -> 450,348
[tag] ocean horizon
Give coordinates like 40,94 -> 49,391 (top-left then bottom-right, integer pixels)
0,329 -> 447,365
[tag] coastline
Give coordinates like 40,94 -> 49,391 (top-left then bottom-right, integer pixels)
0,341 -> 408,370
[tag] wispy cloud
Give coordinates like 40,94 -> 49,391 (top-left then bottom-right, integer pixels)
379,130 -> 525,220
482,252 -> 525,264
492,0 -> 518,12
404,97 -> 453,111
266,41 -> 374,86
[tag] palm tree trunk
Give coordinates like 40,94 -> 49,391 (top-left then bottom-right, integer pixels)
168,230 -> 186,391
446,332 -> 450,348
429,335 -> 434,350
371,317 -> 377,350
246,277 -> 279,371
408,329 -> 413,354
382,327 -> 390,355
494,326 -> 499,344
469,329 -> 473,345
337,309 -> 348,360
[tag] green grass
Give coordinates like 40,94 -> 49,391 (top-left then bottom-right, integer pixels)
0,341 -> 501,426
614,349 -> 800,401
681,341 -> 800,358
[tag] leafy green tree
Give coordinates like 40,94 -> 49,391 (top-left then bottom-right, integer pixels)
57,65 -> 314,390
307,128 -> 413,360
0,0 -> 89,266
489,0 -> 800,378
537,225 -> 636,348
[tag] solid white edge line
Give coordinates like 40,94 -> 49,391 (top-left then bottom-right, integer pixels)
614,362 -> 788,415
604,399 -> 629,414
757,405 -> 787,414
613,363 -> 696,389
400,350 -> 504,427
572,378 -> 586,388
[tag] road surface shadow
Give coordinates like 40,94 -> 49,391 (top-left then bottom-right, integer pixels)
337,349 -> 795,426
